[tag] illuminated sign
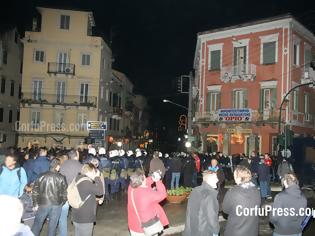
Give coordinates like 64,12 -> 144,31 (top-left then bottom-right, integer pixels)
87,121 -> 107,130
218,109 -> 252,122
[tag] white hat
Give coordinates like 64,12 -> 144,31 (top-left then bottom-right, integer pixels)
127,150 -> 133,156
164,153 -> 169,158
88,147 -> 96,156
143,151 -> 148,156
135,150 -> 142,157
98,147 -> 106,155
159,152 -> 162,157
109,150 -> 118,158
119,149 -> 125,157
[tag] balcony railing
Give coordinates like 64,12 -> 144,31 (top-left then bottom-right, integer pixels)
48,62 -> 75,76
20,93 -> 97,107
301,67 -> 315,86
221,64 -> 256,83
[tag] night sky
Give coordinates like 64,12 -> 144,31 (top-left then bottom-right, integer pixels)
1,0 -> 315,149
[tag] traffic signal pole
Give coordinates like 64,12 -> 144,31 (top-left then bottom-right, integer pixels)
187,71 -> 193,138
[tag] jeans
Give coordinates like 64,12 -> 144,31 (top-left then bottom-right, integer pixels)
273,233 -> 301,236
31,205 -> 62,236
192,172 -> 198,187
260,181 -> 271,198
171,172 -> 181,189
73,222 -> 94,236
58,201 -> 69,236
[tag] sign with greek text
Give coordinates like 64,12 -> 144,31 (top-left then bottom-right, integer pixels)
218,109 -> 252,122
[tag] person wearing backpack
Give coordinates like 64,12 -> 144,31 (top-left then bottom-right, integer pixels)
31,158 -> 67,236
71,163 -> 104,236
0,153 -> 28,197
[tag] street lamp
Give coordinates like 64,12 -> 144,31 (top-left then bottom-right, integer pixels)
162,99 -> 188,110
185,141 -> 192,148
117,141 -> 122,147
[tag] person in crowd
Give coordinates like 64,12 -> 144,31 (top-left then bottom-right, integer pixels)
170,153 -> 182,189
72,163 -> 104,236
250,151 -> 260,186
32,147 -> 50,182
223,166 -> 261,236
163,153 -> 172,189
277,158 -> 293,180
31,158 -> 67,236
0,153 -> 28,197
149,151 -> 166,178
22,152 -> 36,184
0,195 -> 34,236
191,152 -> 201,187
182,153 -> 196,187
239,154 -> 250,169
208,158 -> 225,193
258,154 -> 272,200
127,170 -> 169,236
270,173 -> 307,236
58,149 -> 83,236
183,171 -> 220,236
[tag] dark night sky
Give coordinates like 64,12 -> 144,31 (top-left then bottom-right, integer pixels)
1,0 -> 315,146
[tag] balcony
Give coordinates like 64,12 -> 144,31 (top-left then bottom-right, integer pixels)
112,107 -> 123,116
301,67 -> 315,86
221,64 -> 256,83
48,63 -> 75,76
20,93 -> 97,107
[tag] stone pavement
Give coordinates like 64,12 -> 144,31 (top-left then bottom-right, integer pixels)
40,183 -> 315,236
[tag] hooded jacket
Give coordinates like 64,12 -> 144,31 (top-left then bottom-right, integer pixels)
183,182 -> 219,236
270,184 -> 307,235
0,165 -> 27,197
223,182 -> 261,236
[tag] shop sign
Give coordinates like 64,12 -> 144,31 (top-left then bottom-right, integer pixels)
218,109 -> 252,122
87,121 -> 107,130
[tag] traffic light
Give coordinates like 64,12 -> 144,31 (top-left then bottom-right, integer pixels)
177,77 -> 182,93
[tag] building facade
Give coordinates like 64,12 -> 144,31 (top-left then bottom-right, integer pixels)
0,28 -> 22,149
18,7 -> 112,148
193,14 -> 315,156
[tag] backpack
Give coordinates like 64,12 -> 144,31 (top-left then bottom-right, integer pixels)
67,177 -> 92,209
0,164 -> 21,181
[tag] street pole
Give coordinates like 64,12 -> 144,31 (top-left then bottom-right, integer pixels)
278,81 -> 313,158
187,71 -> 193,138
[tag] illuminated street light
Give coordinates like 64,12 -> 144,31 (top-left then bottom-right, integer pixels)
178,137 -> 181,142
162,99 -> 188,110
185,141 -> 191,148
117,141 -> 122,147
184,134 -> 188,139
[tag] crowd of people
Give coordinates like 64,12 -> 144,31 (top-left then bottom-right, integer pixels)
0,145 -> 306,236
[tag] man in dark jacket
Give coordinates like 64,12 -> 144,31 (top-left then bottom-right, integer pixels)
223,166 -> 261,236
58,149 -> 83,236
270,173 -> 307,236
183,171 -> 220,236
170,154 -> 182,189
31,158 -> 67,236
31,148 -> 50,182
258,155 -> 271,200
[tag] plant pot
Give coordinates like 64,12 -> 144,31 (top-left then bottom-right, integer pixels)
166,194 -> 186,204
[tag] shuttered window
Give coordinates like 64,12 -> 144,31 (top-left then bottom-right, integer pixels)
209,50 -> 221,70
262,42 -> 276,64
206,92 -> 221,112
232,90 -> 248,108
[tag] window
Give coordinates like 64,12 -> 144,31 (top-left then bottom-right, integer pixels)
31,111 -> 40,129
81,54 -> 91,66
233,90 -> 248,108
77,113 -> 87,131
60,15 -> 70,30
0,133 -> 7,143
118,95 -> 121,108
109,118 -> 113,130
263,89 -> 271,110
18,84 -> 21,99
10,80 -> 14,96
56,81 -> 66,103
305,46 -> 312,69
109,91 -> 112,106
100,86 -> 104,99
80,83 -> 89,103
206,92 -> 220,112
113,93 -> 118,107
262,42 -> 276,64
55,112 -> 65,130
304,93 -> 309,114
3,50 -> 7,64
1,77 -> 6,94
0,108 -> 3,122
117,120 -> 120,131
209,50 -> 221,70
8,110 -> 12,123
34,50 -> 44,63
32,80 -> 42,100
233,46 -> 247,75
17,111 -> 20,121
293,43 -> 300,65
293,90 -> 298,112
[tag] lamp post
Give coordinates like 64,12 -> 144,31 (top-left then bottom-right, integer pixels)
162,99 -> 188,110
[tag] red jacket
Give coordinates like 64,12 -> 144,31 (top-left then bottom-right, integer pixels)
127,177 -> 169,233
193,154 -> 201,173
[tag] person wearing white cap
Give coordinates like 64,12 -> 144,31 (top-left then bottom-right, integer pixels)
108,150 -> 120,199
88,147 -> 96,156
98,147 -> 106,155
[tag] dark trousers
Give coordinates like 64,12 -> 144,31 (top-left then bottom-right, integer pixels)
31,204 -> 62,236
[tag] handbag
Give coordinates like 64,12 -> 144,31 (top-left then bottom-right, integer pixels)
131,189 -> 163,236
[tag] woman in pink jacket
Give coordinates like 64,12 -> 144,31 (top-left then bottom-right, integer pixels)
127,170 -> 169,236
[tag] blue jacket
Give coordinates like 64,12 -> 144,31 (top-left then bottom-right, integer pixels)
0,166 -> 27,197
23,159 -> 36,184
257,162 -> 270,181
32,156 -> 50,181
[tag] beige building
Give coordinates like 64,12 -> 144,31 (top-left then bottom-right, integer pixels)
18,7 -> 112,148
0,28 -> 22,150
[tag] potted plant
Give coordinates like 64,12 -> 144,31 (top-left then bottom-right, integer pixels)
166,186 -> 191,204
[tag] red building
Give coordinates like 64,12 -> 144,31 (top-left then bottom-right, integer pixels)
193,14 -> 315,156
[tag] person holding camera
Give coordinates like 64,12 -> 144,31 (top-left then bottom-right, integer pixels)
127,170 -> 169,236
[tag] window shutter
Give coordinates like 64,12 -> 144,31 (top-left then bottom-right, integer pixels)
210,50 -> 220,70
263,42 -> 276,64
243,90 -> 248,108
271,88 -> 277,110
232,91 -> 236,108
259,89 -> 263,113
233,48 -> 237,66
206,92 -> 211,112
217,93 -> 221,110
